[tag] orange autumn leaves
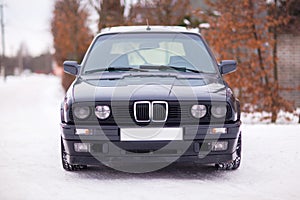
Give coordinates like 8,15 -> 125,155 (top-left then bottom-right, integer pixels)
201,0 -> 294,122
51,0 -> 296,121
51,0 -> 93,90
51,0 -> 93,66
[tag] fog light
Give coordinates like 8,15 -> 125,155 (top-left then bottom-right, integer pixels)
76,129 -> 93,135
74,143 -> 90,152
210,128 -> 227,134
212,141 -> 228,151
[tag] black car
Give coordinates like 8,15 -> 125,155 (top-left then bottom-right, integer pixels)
60,26 -> 241,172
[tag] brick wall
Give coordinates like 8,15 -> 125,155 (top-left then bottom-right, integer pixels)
277,34 -> 300,108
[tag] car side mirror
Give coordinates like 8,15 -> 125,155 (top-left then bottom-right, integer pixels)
63,61 -> 80,76
219,60 -> 237,75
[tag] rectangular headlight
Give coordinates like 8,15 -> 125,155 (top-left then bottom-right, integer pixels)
211,141 -> 228,151
74,143 -> 90,152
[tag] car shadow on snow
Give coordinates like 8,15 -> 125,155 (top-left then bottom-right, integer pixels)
71,163 -> 233,181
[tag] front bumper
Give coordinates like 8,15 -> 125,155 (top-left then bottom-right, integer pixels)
61,121 -> 241,166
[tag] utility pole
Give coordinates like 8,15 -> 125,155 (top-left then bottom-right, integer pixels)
0,3 -> 6,81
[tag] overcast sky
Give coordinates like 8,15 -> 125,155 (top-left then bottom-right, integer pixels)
2,0 -> 134,57
2,0 -> 56,56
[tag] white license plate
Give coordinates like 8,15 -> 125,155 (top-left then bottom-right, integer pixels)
120,128 -> 183,141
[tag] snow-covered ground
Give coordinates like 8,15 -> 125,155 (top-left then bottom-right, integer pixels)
0,75 -> 299,200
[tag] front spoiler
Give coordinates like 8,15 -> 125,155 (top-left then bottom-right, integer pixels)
61,121 -> 241,166
65,152 -> 238,166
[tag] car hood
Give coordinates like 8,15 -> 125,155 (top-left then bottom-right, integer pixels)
72,73 -> 227,102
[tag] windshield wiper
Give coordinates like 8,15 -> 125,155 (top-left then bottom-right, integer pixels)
84,67 -> 148,74
139,65 -> 203,73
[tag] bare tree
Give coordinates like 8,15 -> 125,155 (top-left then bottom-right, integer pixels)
89,0 -> 125,32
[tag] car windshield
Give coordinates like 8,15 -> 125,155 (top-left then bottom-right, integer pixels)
82,32 -> 217,75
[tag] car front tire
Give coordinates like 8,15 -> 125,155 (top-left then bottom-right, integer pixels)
215,133 -> 242,170
61,138 -> 87,171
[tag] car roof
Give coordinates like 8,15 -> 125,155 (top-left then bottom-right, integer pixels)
98,26 -> 201,36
